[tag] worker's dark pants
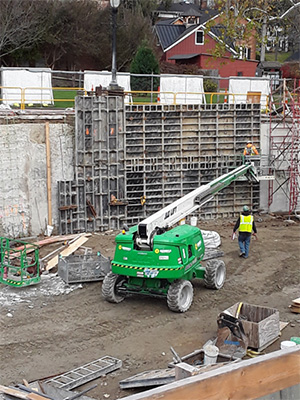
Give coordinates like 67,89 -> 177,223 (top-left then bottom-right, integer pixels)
238,232 -> 251,258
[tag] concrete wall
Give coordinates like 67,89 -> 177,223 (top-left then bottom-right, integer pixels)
0,118 -> 74,237
0,112 -> 296,238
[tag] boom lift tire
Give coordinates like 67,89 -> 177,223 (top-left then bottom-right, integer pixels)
102,272 -> 126,303
167,280 -> 194,312
204,259 -> 226,290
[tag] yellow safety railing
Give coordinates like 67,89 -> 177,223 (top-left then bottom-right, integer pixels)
0,86 -> 86,110
0,86 -> 23,109
0,86 -> 270,110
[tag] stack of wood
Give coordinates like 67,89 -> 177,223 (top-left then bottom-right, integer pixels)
289,298 -> 300,314
10,233 -> 92,273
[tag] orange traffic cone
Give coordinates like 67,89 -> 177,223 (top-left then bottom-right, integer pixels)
157,86 -> 160,103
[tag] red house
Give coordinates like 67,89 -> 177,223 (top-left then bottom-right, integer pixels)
155,9 -> 258,89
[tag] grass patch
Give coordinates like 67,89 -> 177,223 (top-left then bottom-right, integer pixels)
265,52 -> 291,63
53,89 -> 78,108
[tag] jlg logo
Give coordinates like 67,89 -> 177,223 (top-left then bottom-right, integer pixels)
164,206 -> 177,220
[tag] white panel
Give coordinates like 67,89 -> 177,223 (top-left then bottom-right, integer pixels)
160,74 -> 205,104
84,71 -> 131,102
228,77 -> 270,109
2,67 -> 53,105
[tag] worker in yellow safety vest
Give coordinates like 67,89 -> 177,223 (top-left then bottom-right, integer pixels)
244,141 -> 259,156
232,205 -> 257,258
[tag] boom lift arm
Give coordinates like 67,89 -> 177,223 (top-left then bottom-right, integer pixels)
137,163 -> 258,248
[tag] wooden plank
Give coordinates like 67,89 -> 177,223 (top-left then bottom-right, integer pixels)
292,298 -> 300,306
27,393 -> 51,400
0,385 -> 28,399
46,236 -> 89,271
120,347 -> 300,400
289,305 -> 300,314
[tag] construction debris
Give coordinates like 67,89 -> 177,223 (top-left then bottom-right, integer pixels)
58,252 -> 111,284
119,369 -> 175,389
0,381 -> 97,400
219,302 -> 280,352
44,357 -> 122,390
289,298 -> 300,314
46,235 -> 90,271
168,347 -> 239,368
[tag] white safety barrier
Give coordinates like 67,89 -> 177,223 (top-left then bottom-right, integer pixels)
159,74 -> 206,104
1,67 -> 53,105
228,77 -> 270,110
84,70 -> 132,103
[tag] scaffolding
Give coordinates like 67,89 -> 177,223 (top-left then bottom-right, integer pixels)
268,79 -> 300,215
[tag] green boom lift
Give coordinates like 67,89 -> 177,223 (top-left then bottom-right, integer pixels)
102,162 -> 258,312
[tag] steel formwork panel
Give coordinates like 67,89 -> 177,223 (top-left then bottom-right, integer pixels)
124,103 -> 260,225
59,98 -> 260,233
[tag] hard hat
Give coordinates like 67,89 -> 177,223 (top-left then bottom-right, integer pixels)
243,205 -> 250,212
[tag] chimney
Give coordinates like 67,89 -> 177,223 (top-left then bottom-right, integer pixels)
201,0 -> 207,9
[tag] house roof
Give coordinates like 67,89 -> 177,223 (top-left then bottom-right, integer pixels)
156,24 -> 187,50
259,61 -> 282,69
156,2 -> 203,17
210,25 -> 235,50
156,1 -> 219,21
155,21 -> 237,55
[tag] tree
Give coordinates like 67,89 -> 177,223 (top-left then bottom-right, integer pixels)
0,0 -> 48,65
206,0 -> 300,61
115,5 -> 155,71
40,0 -> 110,70
0,0 -> 158,72
130,40 -> 160,91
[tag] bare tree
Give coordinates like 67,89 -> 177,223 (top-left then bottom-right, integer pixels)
0,0 -> 47,63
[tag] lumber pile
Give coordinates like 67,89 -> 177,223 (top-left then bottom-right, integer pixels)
45,235 -> 91,271
0,384 -> 50,399
289,298 -> 300,314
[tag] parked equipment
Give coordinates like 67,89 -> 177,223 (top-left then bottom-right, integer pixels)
102,162 -> 258,312
0,237 -> 40,287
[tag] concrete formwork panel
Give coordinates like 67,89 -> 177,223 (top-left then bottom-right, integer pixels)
124,103 -> 260,226
57,99 -> 261,234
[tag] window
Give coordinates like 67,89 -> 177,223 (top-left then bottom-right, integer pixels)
195,30 -> 204,45
239,47 -> 251,60
237,72 -> 243,76
188,245 -> 193,258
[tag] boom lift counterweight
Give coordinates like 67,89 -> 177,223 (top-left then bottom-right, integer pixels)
102,162 -> 258,312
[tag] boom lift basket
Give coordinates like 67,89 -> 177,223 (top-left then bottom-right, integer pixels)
0,237 -> 40,287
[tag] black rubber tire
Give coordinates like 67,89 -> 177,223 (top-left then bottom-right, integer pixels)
204,259 -> 226,289
102,272 -> 126,303
167,280 -> 194,313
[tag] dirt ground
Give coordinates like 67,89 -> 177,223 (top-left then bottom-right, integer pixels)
0,214 -> 300,400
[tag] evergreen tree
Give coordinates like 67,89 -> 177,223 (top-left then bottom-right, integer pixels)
130,40 -> 160,91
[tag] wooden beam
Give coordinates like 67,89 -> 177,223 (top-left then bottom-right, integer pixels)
121,347 -> 300,400
0,385 -> 28,399
46,235 -> 89,271
45,121 -> 52,226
